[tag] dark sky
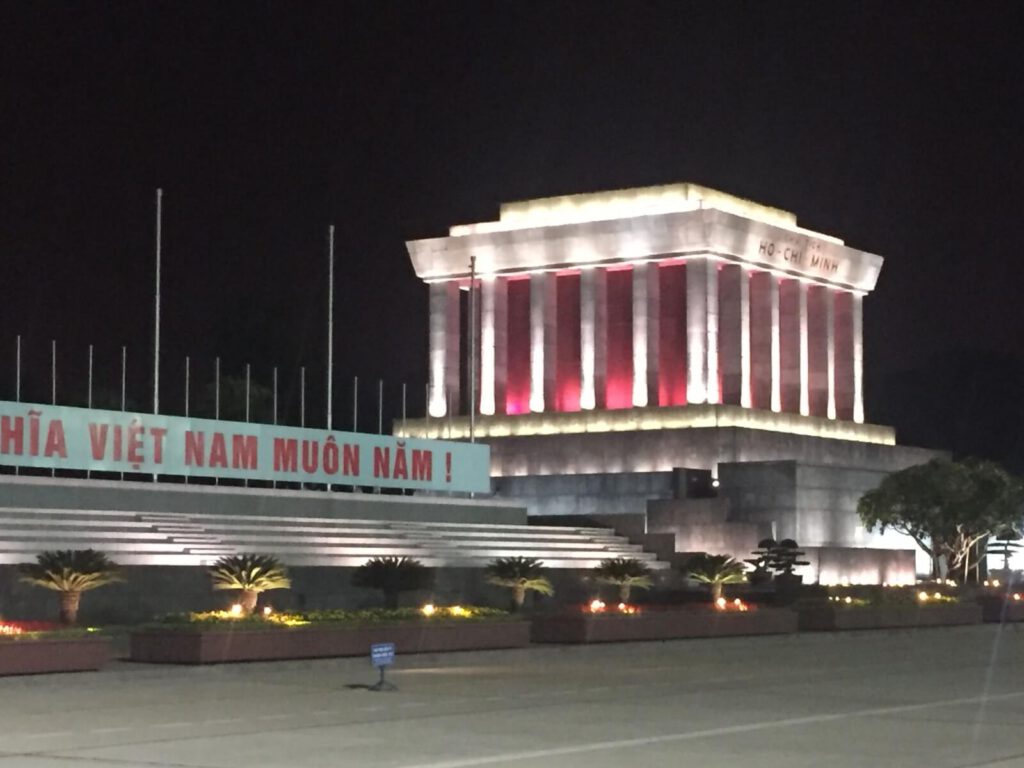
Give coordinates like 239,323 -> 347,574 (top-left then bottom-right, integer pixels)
2,2 -> 1022,466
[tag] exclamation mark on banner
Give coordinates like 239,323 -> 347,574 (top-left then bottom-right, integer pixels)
445,451 -> 452,483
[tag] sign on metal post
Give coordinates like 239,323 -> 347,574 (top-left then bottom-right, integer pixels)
369,642 -> 396,692
0,400 -> 490,494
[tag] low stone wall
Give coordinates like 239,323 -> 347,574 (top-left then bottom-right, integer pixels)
0,636 -> 112,676
130,620 -> 530,664
798,603 -> 982,631
978,597 -> 1024,623
531,608 -> 797,644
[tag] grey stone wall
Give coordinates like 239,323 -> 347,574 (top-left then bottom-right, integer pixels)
486,426 -> 942,477
493,472 -> 673,517
0,475 -> 526,526
718,460 -> 922,552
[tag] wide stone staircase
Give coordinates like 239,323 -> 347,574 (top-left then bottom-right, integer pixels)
0,507 -> 670,570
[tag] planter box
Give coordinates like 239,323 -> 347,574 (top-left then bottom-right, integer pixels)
531,608 -> 797,644
798,603 -> 983,631
130,620 -> 530,664
978,597 -> 1024,623
0,636 -> 112,676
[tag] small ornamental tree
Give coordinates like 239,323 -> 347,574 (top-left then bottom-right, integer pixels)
744,539 -> 775,584
209,554 -> 291,615
770,539 -> 810,582
485,557 -> 553,611
686,553 -> 747,602
19,549 -> 121,625
594,558 -> 654,602
352,557 -> 432,609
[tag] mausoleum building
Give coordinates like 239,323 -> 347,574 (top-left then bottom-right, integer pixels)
400,184 -> 942,583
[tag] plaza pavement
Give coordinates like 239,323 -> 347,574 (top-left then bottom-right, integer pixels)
1,624 -> 1023,767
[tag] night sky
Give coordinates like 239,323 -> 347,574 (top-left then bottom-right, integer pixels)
2,2 -> 1022,468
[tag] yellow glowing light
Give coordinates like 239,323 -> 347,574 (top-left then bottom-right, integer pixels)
844,596 -> 853,604
449,605 -> 467,617
715,597 -> 727,610
1013,594 -> 1021,601
421,603 -> 436,617
993,579 -> 1001,588
918,591 -> 929,602
262,606 -> 273,616
933,592 -> 942,599
588,599 -> 606,613
230,603 -> 243,616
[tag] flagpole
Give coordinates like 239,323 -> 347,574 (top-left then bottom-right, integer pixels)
14,336 -> 20,476
153,188 -> 162,417
87,344 -> 93,479
468,255 -> 477,445
327,225 -> 334,432
120,345 -> 126,482
327,225 -> 335,493
153,188 -> 162,484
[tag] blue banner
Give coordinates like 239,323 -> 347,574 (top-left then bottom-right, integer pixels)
0,400 -> 490,493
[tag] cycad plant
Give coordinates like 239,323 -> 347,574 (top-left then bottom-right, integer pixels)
19,549 -> 121,625
352,556 -> 432,609
594,557 -> 654,602
685,553 -> 747,603
208,554 -> 291,616
485,556 -> 554,611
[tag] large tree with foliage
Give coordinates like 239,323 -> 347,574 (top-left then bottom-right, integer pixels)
858,458 -> 1024,581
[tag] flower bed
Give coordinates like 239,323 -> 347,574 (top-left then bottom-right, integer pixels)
0,624 -> 112,676
530,606 -> 797,644
129,607 -> 530,664
798,602 -> 982,631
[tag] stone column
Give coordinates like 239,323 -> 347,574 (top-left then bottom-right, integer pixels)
632,263 -> 659,407
770,274 -> 782,412
686,258 -> 718,404
853,293 -> 864,423
799,281 -> 810,417
826,288 -> 836,420
428,281 -> 459,418
529,272 -> 556,413
580,267 -> 607,410
478,276 -> 507,416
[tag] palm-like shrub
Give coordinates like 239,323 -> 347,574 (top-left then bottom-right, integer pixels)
209,554 -> 291,615
352,557 -> 432,609
594,558 -> 654,602
19,549 -> 121,625
485,556 -> 554,611
685,553 -> 747,603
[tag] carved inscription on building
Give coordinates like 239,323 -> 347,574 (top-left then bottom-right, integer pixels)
758,240 -> 839,274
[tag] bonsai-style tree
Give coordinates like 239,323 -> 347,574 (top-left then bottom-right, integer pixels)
859,458 -> 1024,582
744,539 -> 776,584
771,539 -> 810,582
485,556 -> 554,611
352,556 -> 432,609
209,554 -> 291,615
19,549 -> 121,625
594,558 -> 654,602
686,553 -> 747,603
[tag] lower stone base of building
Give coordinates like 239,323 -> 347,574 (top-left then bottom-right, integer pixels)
484,419 -> 944,584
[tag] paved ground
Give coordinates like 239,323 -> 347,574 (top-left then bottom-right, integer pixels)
1,624 -> 1023,767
